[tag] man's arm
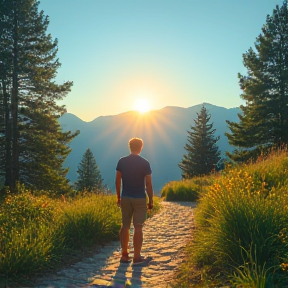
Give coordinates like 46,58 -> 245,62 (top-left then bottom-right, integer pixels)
145,174 -> 154,209
115,171 -> 122,205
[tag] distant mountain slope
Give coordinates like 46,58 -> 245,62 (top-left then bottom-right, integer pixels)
59,103 -> 240,192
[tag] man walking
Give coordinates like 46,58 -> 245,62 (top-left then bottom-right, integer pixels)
115,137 -> 154,265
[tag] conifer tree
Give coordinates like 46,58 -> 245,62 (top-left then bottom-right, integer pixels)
76,148 -> 103,192
226,1 -> 288,161
20,111 -> 75,193
0,0 -> 77,192
179,106 -> 221,178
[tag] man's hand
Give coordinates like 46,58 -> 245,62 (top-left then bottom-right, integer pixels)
115,170 -> 122,208
145,175 -> 154,210
147,201 -> 153,210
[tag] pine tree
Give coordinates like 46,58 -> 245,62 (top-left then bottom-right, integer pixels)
179,106 -> 221,178
76,149 -> 103,192
0,0 -> 78,192
226,1 -> 288,162
19,111 -> 75,194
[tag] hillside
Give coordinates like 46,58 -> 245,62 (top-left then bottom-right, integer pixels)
59,103 -> 240,192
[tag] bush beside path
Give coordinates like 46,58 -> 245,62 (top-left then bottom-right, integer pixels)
22,201 -> 196,288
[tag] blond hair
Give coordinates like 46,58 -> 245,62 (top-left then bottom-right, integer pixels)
129,137 -> 143,153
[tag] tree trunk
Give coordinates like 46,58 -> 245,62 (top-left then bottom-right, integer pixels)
2,80 -> 12,186
11,2 -> 19,192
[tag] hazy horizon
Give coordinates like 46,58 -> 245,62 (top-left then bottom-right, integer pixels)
63,101 -> 240,122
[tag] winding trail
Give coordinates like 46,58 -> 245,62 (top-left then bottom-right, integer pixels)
30,201 -> 196,288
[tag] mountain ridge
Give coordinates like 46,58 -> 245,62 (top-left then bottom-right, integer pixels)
70,102 -> 239,123
59,103 -> 240,192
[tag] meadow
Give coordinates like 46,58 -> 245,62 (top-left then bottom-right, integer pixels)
0,187 -> 160,284
162,149 -> 288,288
2,150 -> 288,287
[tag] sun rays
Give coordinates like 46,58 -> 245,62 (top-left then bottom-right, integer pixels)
92,107 -> 181,162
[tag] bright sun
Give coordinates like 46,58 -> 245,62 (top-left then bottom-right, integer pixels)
133,98 -> 151,114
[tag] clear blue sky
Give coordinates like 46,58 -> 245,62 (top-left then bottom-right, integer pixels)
39,0 -> 283,121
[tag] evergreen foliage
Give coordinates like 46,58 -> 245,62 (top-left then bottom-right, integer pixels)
0,0 -> 78,192
20,111 -> 75,193
226,1 -> 288,161
76,148 -> 103,192
179,106 -> 221,178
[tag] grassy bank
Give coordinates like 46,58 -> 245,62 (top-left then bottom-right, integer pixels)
0,188 -> 160,281
170,150 -> 288,287
161,176 -> 213,202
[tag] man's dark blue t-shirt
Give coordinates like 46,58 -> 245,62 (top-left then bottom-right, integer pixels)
116,154 -> 152,199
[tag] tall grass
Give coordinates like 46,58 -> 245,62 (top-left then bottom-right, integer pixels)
175,149 -> 288,287
161,177 -> 213,201
0,188 -> 160,279
54,195 -> 122,249
0,223 -> 56,275
230,246 -> 275,288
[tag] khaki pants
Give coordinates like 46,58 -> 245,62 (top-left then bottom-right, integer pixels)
121,196 -> 147,229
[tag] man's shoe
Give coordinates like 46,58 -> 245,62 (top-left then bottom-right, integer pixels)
132,256 -> 152,266
120,252 -> 131,263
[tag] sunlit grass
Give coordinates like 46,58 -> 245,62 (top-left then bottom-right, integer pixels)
173,149 -> 288,287
0,188 -> 161,279
160,176 -> 213,201
54,194 -> 122,249
4,147 -> 288,287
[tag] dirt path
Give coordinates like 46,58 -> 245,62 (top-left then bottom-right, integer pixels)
26,201 -> 196,288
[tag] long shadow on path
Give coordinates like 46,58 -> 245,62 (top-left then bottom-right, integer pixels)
31,202 -> 196,288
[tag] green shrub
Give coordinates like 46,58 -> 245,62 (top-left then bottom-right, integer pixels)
161,177 -> 212,201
